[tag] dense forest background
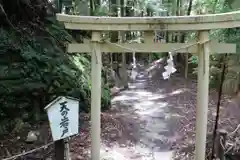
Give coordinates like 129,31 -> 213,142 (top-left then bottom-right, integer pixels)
0,0 -> 240,135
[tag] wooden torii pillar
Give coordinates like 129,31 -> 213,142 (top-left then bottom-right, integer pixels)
57,11 -> 240,160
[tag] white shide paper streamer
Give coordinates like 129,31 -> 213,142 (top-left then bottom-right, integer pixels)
162,52 -> 176,79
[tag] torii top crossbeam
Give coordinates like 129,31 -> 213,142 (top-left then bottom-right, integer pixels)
57,10 -> 240,31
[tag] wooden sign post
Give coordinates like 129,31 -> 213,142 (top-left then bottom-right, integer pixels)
45,96 -> 79,160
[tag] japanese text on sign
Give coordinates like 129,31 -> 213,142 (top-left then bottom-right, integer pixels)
59,101 -> 70,137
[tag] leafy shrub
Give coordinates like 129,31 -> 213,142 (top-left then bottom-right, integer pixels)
0,18 -> 110,134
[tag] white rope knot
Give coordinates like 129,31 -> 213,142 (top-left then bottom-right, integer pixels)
162,52 -> 176,80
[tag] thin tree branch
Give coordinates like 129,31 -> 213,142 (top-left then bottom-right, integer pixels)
211,53 -> 228,160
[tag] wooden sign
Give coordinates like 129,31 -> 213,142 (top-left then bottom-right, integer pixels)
45,96 -> 79,141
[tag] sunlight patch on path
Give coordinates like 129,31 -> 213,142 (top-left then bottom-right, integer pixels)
110,82 -> 176,159
100,144 -> 174,160
112,89 -> 168,119
133,101 -> 168,116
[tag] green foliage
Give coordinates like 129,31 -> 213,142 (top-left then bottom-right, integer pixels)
0,17 -> 110,134
93,5 -> 110,16
186,0 -> 240,92
189,55 -> 197,65
150,52 -> 165,61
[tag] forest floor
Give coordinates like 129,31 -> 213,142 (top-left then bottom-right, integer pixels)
1,62 -> 240,160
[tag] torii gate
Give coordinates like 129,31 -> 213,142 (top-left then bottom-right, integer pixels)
57,11 -> 240,160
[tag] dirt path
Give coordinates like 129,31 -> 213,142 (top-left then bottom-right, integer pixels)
106,68 -> 179,159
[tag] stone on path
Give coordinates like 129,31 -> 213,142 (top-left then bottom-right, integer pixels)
25,131 -> 39,143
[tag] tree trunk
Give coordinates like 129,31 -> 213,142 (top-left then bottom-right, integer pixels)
90,0 -> 94,16
110,0 -> 118,62
181,0 -> 193,78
